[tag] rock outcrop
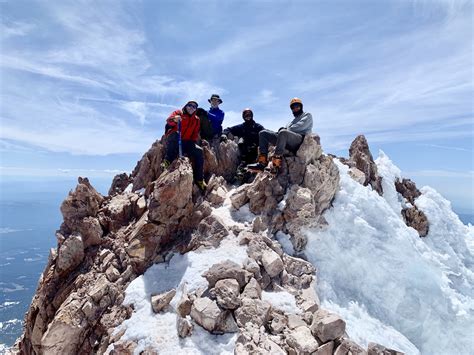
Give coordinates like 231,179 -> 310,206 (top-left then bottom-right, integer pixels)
15,133 -> 408,355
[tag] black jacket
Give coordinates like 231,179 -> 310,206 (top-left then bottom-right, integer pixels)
223,120 -> 264,146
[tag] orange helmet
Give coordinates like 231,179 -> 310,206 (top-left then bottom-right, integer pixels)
290,97 -> 303,106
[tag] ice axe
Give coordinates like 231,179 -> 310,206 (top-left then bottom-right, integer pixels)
178,119 -> 183,158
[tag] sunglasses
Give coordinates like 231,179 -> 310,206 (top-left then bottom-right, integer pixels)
186,103 -> 197,109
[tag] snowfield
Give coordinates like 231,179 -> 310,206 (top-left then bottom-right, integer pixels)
305,152 -> 473,355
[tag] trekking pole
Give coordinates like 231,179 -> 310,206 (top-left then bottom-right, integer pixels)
178,119 -> 183,158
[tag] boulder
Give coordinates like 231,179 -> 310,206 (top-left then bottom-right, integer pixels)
269,312 -> 287,334
151,289 -> 176,313
176,292 -> 193,317
148,159 -> 194,224
311,309 -> 346,343
401,206 -> 429,237
286,326 -> 319,354
78,217 -> 103,248
194,214 -> 229,248
349,167 -> 366,185
283,255 -> 316,277
241,278 -> 262,300
176,316 -> 193,338
203,140 -> 240,182
203,260 -> 252,288
261,249 -> 284,277
296,134 -> 323,165
314,341 -> 334,355
213,278 -> 241,310
56,234 -> 84,275
103,194 -> 134,232
190,297 -> 228,333
234,297 -> 271,327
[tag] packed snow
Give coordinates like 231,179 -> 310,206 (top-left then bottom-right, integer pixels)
305,153 -> 474,355
261,290 -> 300,314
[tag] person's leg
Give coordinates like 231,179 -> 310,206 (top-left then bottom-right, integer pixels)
164,132 -> 179,162
258,130 -> 278,155
274,129 -> 303,156
183,141 -> 204,182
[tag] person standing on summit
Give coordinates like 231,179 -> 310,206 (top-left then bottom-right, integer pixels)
247,97 -> 313,174
207,94 -> 225,138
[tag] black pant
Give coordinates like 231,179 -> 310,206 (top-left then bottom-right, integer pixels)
165,132 -> 204,181
238,138 -> 258,164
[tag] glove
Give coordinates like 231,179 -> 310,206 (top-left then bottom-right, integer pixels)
220,134 -> 228,142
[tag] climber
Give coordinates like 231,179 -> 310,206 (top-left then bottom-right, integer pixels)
196,107 -> 213,142
161,100 -> 207,191
247,97 -> 313,174
221,108 -> 264,180
207,94 -> 225,139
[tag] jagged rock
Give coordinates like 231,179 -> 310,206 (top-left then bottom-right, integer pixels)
335,338 -> 367,355
230,184 -> 250,210
315,341 -> 335,355
247,173 -> 285,215
234,297 -> 271,327
41,297 -> 87,354
297,283 -> 320,313
368,342 -> 404,355
203,260 -> 252,288
176,315 -> 193,338
203,141 -> 240,182
60,177 -> 104,231
296,134 -> 323,165
194,214 -> 229,248
311,309 -> 346,342
151,289 -> 176,313
103,194 -> 135,231
78,217 -> 103,248
283,255 -> 315,277
269,312 -> 287,334
349,167 -> 366,185
243,258 -> 261,277
261,249 -> 284,277
401,206 -> 429,237
241,278 -> 262,299
148,159 -> 194,224
56,234 -> 84,275
213,278 -> 241,309
252,216 -> 267,233
287,314 -> 307,329
395,178 -> 421,205
206,175 -> 228,206
215,312 -> 239,334
109,173 -> 132,195
105,265 -> 120,282
348,135 -> 383,195
286,325 -> 319,354
131,140 -> 165,191
134,196 -> 147,217
110,340 -> 138,355
89,275 -> 110,303
190,297 -> 228,333
177,292 -> 193,317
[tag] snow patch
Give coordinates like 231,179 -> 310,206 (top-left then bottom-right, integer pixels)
261,290 -> 300,314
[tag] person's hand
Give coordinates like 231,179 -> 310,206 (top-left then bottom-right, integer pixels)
173,115 -> 181,122
220,134 -> 228,142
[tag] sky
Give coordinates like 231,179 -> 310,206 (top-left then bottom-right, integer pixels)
0,0 -> 472,213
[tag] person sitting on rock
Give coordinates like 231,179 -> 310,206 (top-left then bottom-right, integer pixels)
207,94 -> 225,139
196,107 -> 213,142
221,108 -> 264,177
247,97 -> 313,174
162,100 -> 207,191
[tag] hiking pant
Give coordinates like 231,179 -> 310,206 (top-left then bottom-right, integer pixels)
238,138 -> 258,164
258,129 -> 303,156
165,132 -> 204,181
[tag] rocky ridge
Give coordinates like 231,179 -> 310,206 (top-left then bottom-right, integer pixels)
14,134 -> 425,354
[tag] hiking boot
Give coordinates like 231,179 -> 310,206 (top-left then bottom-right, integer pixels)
247,154 -> 268,172
196,180 -> 207,191
160,159 -> 171,170
268,155 -> 282,174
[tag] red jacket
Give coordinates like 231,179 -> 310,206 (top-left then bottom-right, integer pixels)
166,109 -> 200,141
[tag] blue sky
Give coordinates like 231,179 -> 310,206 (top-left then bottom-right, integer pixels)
0,0 -> 472,213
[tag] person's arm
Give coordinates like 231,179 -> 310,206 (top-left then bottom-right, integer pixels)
287,113 -> 313,134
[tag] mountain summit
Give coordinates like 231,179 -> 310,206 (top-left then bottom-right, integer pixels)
12,134 -> 473,354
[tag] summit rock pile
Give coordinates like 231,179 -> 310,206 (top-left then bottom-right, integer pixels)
14,134 -> 420,354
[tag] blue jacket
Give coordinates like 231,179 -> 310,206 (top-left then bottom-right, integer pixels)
208,107 -> 225,136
